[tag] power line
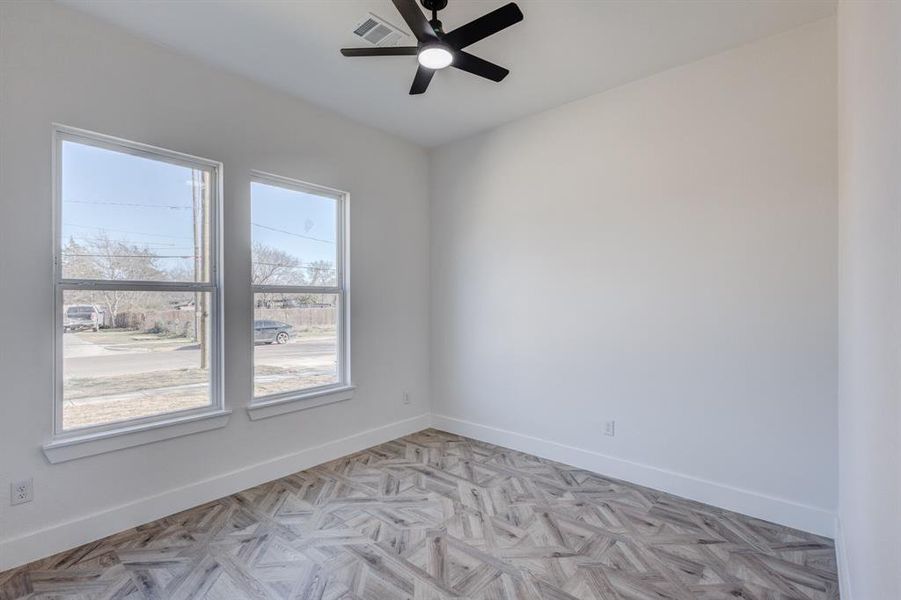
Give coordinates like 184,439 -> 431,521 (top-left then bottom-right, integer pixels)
65,236 -> 193,250
252,223 -> 334,244
64,251 -> 336,269
253,261 -> 336,272
65,200 -> 193,210
67,221 -> 335,246
65,253 -> 199,259
63,223 -> 195,241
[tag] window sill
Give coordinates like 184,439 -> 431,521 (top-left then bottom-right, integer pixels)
247,385 -> 355,421
42,409 -> 232,464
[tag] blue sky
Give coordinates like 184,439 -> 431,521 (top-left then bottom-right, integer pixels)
61,141 -> 337,280
250,181 -> 337,267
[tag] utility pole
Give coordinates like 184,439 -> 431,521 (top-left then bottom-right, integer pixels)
193,169 -> 208,370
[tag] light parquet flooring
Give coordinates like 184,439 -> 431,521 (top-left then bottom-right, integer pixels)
0,429 -> 839,600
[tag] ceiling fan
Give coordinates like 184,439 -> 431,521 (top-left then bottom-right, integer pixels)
340,0 -> 523,95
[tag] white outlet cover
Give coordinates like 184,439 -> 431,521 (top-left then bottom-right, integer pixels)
604,421 -> 616,436
11,478 -> 33,505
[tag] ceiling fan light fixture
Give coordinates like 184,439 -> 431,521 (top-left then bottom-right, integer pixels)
340,0 -> 523,94
417,44 -> 453,69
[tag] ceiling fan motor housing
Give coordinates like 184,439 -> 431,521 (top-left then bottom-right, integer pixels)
420,0 -> 448,12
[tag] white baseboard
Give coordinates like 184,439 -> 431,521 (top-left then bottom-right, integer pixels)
1,412 -> 838,572
834,516 -> 853,599
0,414 -> 431,572
431,414 -> 836,538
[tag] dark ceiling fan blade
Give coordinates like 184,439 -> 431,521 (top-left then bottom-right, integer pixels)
409,65 -> 435,95
451,50 -> 509,82
392,0 -> 437,42
341,46 -> 419,57
444,3 -> 523,50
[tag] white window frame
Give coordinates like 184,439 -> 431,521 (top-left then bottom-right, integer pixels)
49,125 -> 226,446
248,171 -> 352,418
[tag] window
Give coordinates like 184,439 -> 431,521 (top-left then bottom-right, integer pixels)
54,126 -> 222,436
251,173 -> 348,404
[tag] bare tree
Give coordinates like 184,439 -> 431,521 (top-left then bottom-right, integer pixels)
252,242 -> 308,286
62,234 -> 167,325
251,244 -> 337,309
306,259 -> 337,287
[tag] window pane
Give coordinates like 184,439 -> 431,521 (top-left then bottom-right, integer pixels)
62,290 -> 212,430
60,140 -> 211,283
251,182 -> 337,286
253,293 -> 339,397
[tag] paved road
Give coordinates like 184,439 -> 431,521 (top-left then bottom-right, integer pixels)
65,334 -> 336,378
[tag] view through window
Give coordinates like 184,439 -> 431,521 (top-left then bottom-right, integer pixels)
251,177 -> 346,400
56,130 -> 220,432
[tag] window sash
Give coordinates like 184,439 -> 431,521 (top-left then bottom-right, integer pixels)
250,171 -> 349,403
251,290 -> 347,402
53,125 -> 220,286
52,125 -> 223,438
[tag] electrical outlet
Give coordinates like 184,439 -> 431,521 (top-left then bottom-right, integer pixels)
10,478 -> 33,505
402,391 -> 411,405
604,420 -> 616,437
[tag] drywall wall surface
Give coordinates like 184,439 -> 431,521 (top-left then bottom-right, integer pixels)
0,1 -> 430,568
837,1 -> 901,597
430,19 -> 837,533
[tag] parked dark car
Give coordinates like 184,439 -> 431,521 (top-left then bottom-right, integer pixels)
254,320 -> 293,344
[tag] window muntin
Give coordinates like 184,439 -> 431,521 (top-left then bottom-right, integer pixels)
54,127 -> 221,435
250,175 -> 347,402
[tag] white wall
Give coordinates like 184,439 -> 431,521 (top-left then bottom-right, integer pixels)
837,1 -> 901,597
430,19 -> 838,535
0,1 -> 430,569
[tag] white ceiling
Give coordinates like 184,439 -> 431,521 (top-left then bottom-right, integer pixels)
59,0 -> 835,148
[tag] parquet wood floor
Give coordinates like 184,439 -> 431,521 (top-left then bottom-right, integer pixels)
0,429 -> 839,599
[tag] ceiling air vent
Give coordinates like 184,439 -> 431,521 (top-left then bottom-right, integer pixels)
353,13 -> 408,47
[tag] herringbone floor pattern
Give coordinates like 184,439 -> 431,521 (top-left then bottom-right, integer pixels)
0,429 -> 839,599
